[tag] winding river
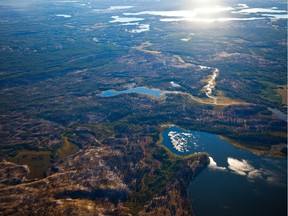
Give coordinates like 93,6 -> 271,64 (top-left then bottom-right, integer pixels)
162,126 -> 287,216
203,68 -> 219,102
97,65 -> 242,107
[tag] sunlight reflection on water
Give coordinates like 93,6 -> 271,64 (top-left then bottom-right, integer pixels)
121,4 -> 287,23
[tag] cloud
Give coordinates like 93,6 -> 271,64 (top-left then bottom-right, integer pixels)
208,157 -> 227,171
262,169 -> 286,187
247,169 -> 263,181
227,157 -> 254,176
227,157 -> 286,186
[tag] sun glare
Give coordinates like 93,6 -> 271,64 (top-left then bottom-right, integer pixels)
179,0 -> 230,22
186,0 -> 223,8
194,6 -> 233,14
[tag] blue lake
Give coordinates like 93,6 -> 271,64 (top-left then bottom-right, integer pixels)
162,126 -> 287,216
98,87 -> 166,98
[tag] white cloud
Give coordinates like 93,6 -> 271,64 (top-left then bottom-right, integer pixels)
247,169 -> 263,181
208,157 -> 227,171
227,157 -> 286,186
227,157 -> 254,176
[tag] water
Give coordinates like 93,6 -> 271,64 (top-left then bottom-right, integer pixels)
268,107 -> 287,122
162,126 -> 287,216
98,87 -> 167,98
170,81 -> 181,87
109,16 -> 145,23
55,14 -> 72,18
122,5 -> 288,23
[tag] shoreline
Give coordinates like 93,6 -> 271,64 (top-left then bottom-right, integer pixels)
218,135 -> 287,159
159,124 -> 286,159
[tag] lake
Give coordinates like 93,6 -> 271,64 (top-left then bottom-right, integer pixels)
98,87 -> 168,98
162,126 -> 287,216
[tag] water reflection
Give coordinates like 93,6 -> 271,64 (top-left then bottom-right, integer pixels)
236,8 -> 287,14
129,24 -> 150,33
160,17 -> 264,22
109,16 -> 144,23
162,126 -> 287,215
123,6 -> 233,18
107,6 -> 134,10
170,81 -> 181,87
121,4 -> 287,23
55,14 -> 72,18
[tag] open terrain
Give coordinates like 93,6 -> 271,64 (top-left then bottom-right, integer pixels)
0,0 -> 287,215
